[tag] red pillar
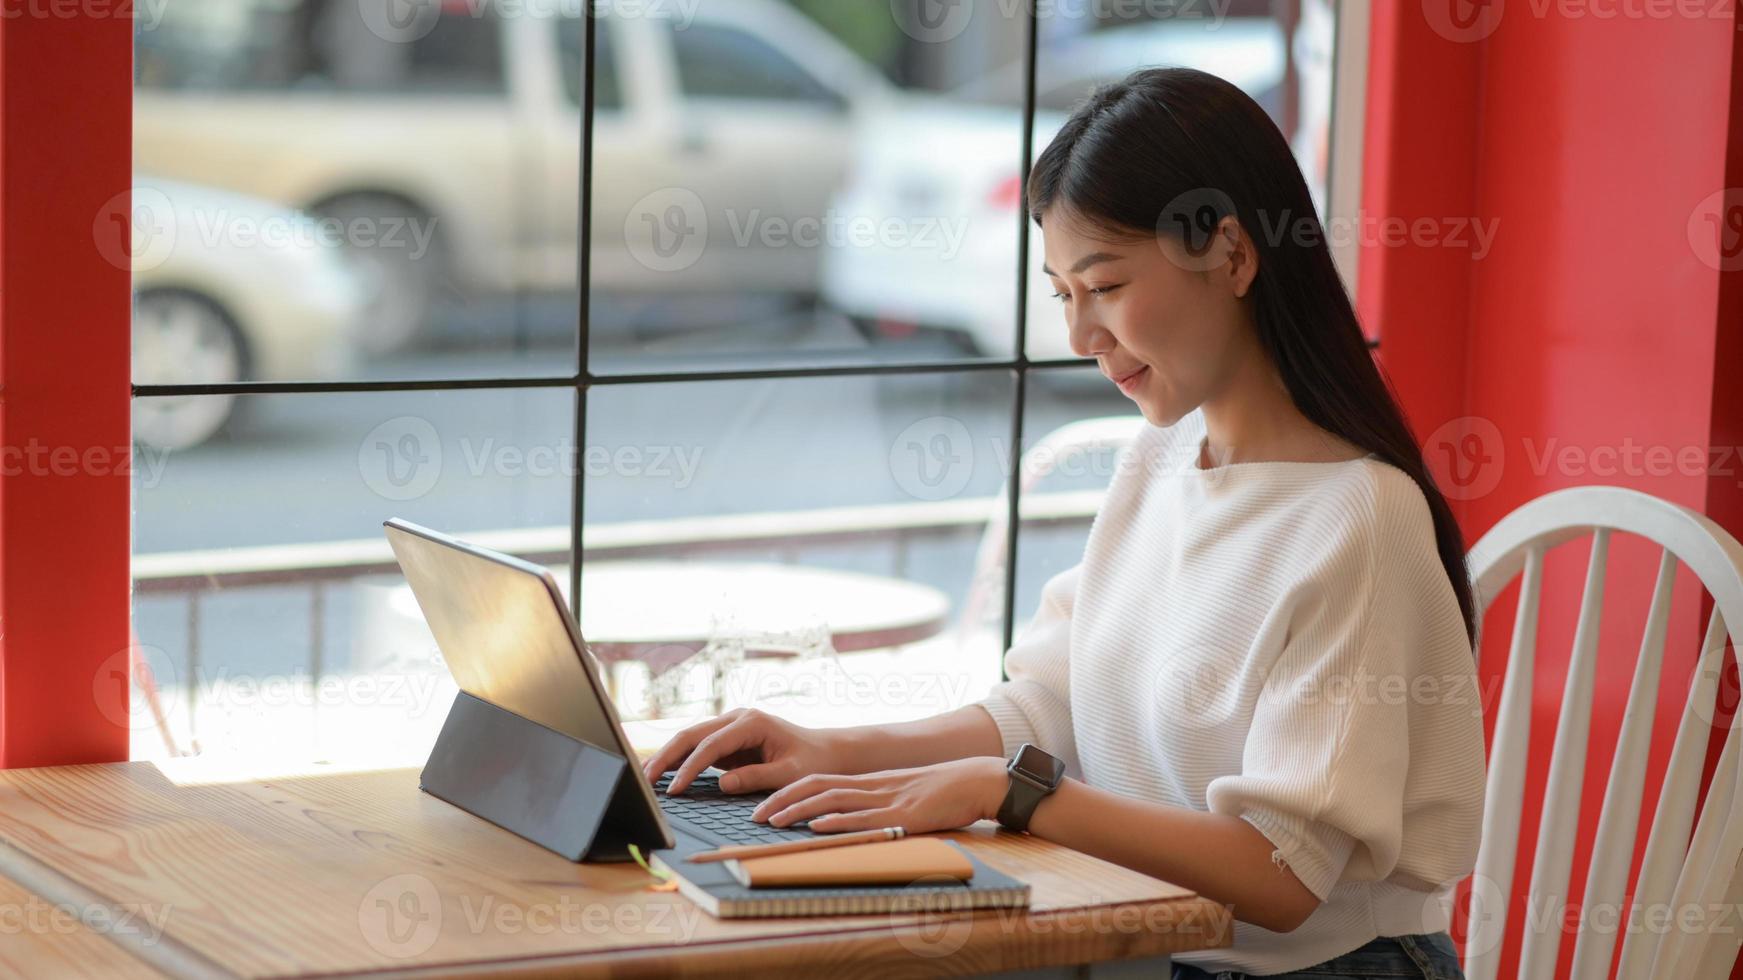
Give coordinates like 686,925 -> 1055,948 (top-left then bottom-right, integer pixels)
1366,4 -> 1743,978
0,10 -> 135,766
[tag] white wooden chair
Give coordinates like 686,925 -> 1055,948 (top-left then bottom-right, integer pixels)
1464,486 -> 1743,979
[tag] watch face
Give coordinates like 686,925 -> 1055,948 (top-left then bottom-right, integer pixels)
1013,744 -> 1064,785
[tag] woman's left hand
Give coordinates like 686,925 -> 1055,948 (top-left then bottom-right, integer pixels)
750,756 -> 1008,834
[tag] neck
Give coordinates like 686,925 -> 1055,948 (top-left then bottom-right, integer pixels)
1196,352 -> 1330,467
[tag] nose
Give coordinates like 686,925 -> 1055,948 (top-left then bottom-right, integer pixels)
1066,310 -> 1115,360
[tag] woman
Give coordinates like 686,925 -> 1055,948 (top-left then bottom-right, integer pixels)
642,67 -> 1485,979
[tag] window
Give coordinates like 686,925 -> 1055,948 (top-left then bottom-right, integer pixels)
137,0 -> 507,95
671,22 -> 843,109
135,0 -> 298,90
400,15 -> 505,94
129,1 -> 1338,768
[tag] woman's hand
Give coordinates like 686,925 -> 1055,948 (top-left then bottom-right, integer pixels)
750,757 -> 1008,835
640,708 -> 850,795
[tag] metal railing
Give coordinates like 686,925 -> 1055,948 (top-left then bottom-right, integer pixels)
131,490 -> 1107,729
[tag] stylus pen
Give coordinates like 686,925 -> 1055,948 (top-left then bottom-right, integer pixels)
686,826 -> 905,863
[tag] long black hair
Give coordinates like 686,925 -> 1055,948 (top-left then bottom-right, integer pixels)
1027,66 -> 1477,646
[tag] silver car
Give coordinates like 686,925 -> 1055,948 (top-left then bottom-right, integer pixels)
130,179 -> 368,449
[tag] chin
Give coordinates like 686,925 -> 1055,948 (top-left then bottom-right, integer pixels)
1135,404 -> 1173,429
1137,399 -> 1191,429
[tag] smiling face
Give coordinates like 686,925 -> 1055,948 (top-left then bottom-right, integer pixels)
1039,205 -> 1262,427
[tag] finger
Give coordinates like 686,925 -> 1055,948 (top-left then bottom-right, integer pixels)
641,711 -> 741,784
767,788 -> 885,828
809,808 -> 904,834
668,716 -> 761,795
752,773 -> 853,823
717,760 -> 796,794
641,719 -> 723,783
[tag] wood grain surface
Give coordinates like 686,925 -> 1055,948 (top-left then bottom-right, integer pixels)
0,762 -> 1229,978
0,871 -> 169,979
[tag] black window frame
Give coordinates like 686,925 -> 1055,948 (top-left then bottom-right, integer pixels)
131,6 -> 1362,669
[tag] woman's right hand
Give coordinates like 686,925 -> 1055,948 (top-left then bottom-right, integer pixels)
640,708 -> 852,796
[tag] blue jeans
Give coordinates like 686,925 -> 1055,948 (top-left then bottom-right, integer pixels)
1172,932 -> 1465,979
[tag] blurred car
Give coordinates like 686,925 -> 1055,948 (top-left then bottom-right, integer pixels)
819,19 -> 1288,360
132,179 -> 368,450
134,0 -> 895,354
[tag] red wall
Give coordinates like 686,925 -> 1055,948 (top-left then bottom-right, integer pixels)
0,11 -> 134,766
1366,4 -> 1742,978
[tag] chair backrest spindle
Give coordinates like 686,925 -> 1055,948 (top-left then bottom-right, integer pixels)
1569,547 -> 1678,980
1517,528 -> 1610,979
1467,546 -> 1546,980
1616,605 -> 1728,977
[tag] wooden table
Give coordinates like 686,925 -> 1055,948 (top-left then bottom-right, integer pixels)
0,761 -> 1231,978
0,873 -> 168,978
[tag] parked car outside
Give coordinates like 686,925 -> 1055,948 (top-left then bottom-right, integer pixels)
130,178 -> 368,449
134,0 -> 896,354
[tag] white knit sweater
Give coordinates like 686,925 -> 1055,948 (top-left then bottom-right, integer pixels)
976,410 -> 1486,974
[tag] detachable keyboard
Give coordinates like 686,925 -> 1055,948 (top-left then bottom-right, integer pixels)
652,772 -> 817,848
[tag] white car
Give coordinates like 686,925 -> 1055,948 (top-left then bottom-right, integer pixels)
819,20 -> 1289,360
131,179 -> 368,450
134,0 -> 895,353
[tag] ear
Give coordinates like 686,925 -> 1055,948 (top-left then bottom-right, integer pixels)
1215,216 -> 1260,299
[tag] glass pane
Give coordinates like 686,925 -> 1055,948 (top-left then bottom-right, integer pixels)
672,22 -> 845,107
1022,0 -> 1338,360
1007,367 -> 1141,631
586,1 -> 1022,373
129,388 -> 572,768
132,0 -> 580,408
581,373 -> 1013,744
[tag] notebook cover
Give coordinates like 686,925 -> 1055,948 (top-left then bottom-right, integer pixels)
651,835 -> 1030,919
726,837 -> 975,887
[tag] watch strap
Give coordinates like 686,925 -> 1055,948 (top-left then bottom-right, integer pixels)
997,773 -> 1048,832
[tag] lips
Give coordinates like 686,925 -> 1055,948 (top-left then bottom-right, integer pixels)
1107,365 -> 1148,394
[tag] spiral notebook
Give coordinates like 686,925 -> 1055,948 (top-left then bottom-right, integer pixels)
650,836 -> 1031,919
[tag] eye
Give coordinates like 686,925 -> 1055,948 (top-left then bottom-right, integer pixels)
1050,284 -> 1121,302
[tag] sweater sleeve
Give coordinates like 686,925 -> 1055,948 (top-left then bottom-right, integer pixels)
974,562 -> 1081,773
1202,480 -> 1453,901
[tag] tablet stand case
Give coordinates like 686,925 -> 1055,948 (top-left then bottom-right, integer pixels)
419,690 -> 657,862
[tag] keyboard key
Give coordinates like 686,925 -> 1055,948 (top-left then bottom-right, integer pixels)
652,771 -> 816,843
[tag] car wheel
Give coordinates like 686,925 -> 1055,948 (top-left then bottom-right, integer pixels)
313,193 -> 444,357
132,289 -> 248,451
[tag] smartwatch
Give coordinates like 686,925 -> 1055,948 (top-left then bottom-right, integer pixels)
997,743 -> 1066,833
